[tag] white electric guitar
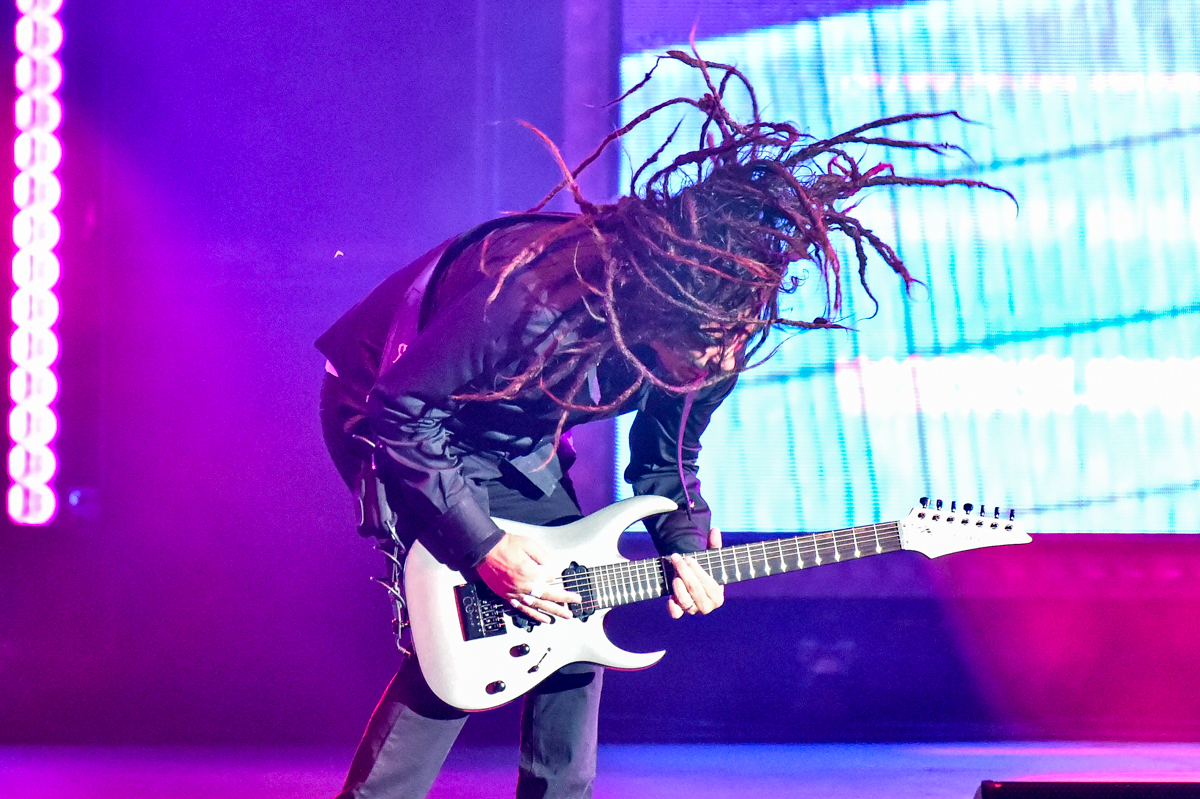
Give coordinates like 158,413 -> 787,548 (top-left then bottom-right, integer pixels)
404,496 -> 1031,711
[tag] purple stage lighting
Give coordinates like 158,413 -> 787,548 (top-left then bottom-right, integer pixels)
9,0 -> 63,525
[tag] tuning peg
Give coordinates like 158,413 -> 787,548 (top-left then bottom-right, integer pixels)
936,499 -> 943,510
980,504 -> 986,516
1009,508 -> 1016,521
950,500 -> 957,512
962,502 -> 973,514
994,507 -> 1000,519
920,497 -> 929,508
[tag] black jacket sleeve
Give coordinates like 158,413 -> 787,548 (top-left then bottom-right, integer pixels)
624,375 -> 737,556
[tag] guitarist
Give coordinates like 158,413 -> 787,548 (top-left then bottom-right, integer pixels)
318,212 -> 735,799
317,54 -> 989,799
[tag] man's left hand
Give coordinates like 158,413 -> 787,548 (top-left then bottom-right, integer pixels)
667,527 -> 725,619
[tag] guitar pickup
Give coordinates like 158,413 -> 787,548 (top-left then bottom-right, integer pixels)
455,582 -> 507,641
563,561 -> 598,620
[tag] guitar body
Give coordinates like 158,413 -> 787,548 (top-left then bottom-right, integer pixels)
404,495 -> 678,712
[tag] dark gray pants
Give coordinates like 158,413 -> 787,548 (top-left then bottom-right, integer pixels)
335,655 -> 602,799
322,373 -> 603,799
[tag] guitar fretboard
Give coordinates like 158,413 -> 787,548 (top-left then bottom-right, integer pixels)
564,522 -> 904,610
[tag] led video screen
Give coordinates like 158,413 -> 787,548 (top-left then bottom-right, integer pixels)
616,0 -> 1200,533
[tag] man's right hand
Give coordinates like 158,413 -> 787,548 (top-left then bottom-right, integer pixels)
476,532 -> 581,624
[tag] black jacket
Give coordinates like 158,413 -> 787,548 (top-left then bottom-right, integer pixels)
317,215 -> 734,571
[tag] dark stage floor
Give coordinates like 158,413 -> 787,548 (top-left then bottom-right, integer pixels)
3,742 -> 1200,798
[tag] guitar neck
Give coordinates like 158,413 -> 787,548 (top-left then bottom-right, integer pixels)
584,522 -> 904,610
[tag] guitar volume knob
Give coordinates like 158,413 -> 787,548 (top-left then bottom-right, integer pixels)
486,681 -> 506,695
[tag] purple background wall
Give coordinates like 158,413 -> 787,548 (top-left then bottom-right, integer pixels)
2,0 -> 1199,748
2,0 -> 586,746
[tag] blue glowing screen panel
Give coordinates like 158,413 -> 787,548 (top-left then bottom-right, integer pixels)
615,0 -> 1200,533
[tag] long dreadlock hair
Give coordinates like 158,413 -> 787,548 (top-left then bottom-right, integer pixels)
456,49 -> 1012,449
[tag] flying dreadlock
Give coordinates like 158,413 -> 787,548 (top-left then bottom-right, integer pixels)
456,50 -> 1012,449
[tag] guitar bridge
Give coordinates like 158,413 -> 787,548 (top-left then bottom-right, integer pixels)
455,583 -> 508,641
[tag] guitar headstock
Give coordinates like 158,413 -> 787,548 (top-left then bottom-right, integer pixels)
898,498 -> 1032,558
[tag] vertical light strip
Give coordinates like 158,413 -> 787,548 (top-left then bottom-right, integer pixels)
8,0 -> 62,524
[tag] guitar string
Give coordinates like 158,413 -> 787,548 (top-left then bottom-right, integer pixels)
549,525 -> 906,596
541,524 -> 908,604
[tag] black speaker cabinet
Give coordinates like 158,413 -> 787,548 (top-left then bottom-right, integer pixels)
976,782 -> 1200,798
